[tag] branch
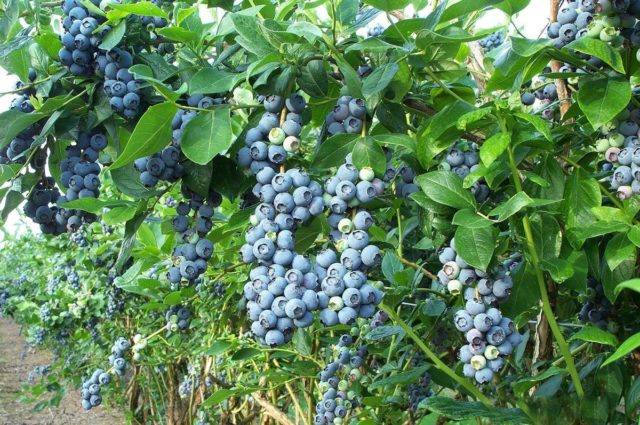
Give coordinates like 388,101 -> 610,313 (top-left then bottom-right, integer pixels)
549,0 -> 571,118
253,393 -> 296,425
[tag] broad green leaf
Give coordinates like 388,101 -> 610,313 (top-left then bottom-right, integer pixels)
566,38 -> 625,74
540,258 -> 574,283
298,60 -> 328,98
563,168 -> 600,232
312,134 -> 361,170
415,171 -> 476,210
456,107 -> 492,130
362,63 -> 399,98
294,216 -> 325,253
183,161 -> 213,198
605,233 -> 636,271
381,252 -> 404,284
108,1 -> 168,19
230,13 -> 279,57
370,134 -> 415,151
488,192 -> 533,221
514,112 -> 552,142
181,109 -> 233,165
189,68 -> 238,95
156,27 -> 197,44
602,332 -> 640,367
362,0 -> 411,11
421,397 -> 531,424
454,224 -> 497,271
110,165 -> 164,199
99,19 -> 126,51
452,209 -> 493,229
569,326 -> 618,347
577,76 -> 631,129
365,325 -> 405,341
480,132 -> 510,166
102,206 -> 137,225
510,37 -> 552,57
513,367 -> 566,397
627,225 -> 640,247
109,102 -> 178,169
352,137 -> 386,176
62,198 -> 134,214
613,278 -> 640,300
441,0 -> 503,22
369,367 -> 428,389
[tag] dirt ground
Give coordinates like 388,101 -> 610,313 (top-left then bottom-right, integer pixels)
0,317 -> 124,425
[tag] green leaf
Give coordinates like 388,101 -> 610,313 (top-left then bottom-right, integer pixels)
189,68 -> 238,95
352,137 -> 386,176
110,165 -> 164,199
0,110 -> 46,148
230,13 -> 279,57
613,278 -> 640,300
108,1 -> 168,19
312,134 -> 360,170
181,109 -> 232,165
563,168 -> 601,232
183,161 -> 213,198
454,224 -> 497,271
441,0 -> 503,22
381,252 -> 404,284
569,326 -> 618,347
99,19 -> 126,51
298,59 -> 328,98
370,133 -> 415,151
62,198 -> 134,214
362,0 -> 411,11
513,367 -> 566,397
605,233 -> 636,271
577,76 -> 631,129
365,325 -> 405,341
156,27 -> 197,44
456,107 -> 492,130
480,132 -> 510,166
628,225 -> 640,247
362,63 -> 399,98
421,397 -> 531,424
295,216 -> 326,254
514,112 -> 552,142
510,37 -> 552,57
414,171 -> 476,210
488,192 -> 533,221
202,389 -> 243,407
109,102 -> 178,169
102,206 -> 137,225
369,366 -> 428,389
540,258 -> 574,283
565,37 -> 625,74
452,209 -> 493,229
602,332 -> 640,367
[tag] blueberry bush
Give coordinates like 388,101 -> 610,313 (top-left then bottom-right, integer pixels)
1,1 -> 640,424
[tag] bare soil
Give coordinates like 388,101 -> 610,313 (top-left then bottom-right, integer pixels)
0,317 -> 124,425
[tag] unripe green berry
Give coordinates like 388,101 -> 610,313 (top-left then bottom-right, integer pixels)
359,167 -> 375,182
269,127 -> 286,145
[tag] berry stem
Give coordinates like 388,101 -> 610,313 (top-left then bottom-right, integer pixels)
379,303 -> 494,407
506,144 -> 584,398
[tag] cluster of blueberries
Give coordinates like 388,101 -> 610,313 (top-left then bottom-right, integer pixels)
64,262 -> 81,290
442,141 -> 490,203
547,0 -> 596,48
0,71 -> 40,165
70,231 -> 89,247
598,104 -> 640,198
478,30 -> 504,52
325,96 -> 366,137
407,368 -> 432,412
241,169 -> 326,346
390,165 -> 419,199
167,189 -> 220,287
165,305 -> 192,333
522,67 -> 559,109
578,277 -> 613,330
59,0 -> 111,76
315,334 -> 368,425
238,94 -> 386,347
80,336 -> 129,410
437,240 -> 523,384
60,130 -> 107,201
237,93 -> 306,174
39,304 -> 51,322
23,178 -> 66,235
32,327 -> 46,345
105,272 -> 125,319
108,336 -> 131,377
97,48 -> 143,119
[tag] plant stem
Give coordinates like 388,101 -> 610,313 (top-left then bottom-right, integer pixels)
506,146 -> 585,398
379,303 -> 493,407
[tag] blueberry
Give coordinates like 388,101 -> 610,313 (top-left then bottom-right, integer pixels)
264,329 -> 285,346
264,95 -> 284,113
285,93 -> 306,114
